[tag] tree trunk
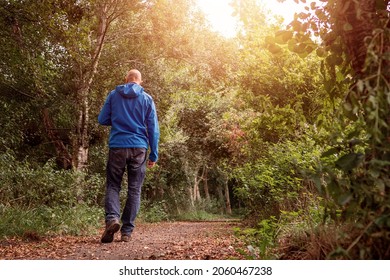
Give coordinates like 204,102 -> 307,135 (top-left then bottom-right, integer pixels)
188,185 -> 194,207
338,0 -> 377,75
224,180 -> 232,215
72,3 -> 110,171
42,108 -> 72,169
72,0 -> 131,171
202,166 -> 210,201
193,174 -> 201,202
73,85 -> 90,171
170,185 -> 181,215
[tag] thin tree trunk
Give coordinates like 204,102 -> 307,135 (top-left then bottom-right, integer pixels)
72,0 -> 130,171
188,186 -> 194,207
217,186 -> 224,214
170,185 -> 181,215
42,108 -> 72,169
193,174 -> 201,202
73,3 -> 110,171
224,180 -> 232,215
202,166 -> 210,201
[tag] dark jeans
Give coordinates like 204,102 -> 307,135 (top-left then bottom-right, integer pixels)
104,148 -> 147,235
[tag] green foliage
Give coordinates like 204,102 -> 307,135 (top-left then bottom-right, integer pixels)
275,0 -> 390,258
0,151 -> 105,208
0,149 -> 105,238
3,1 -> 388,261
175,210 -> 223,222
0,205 -> 103,238
234,201 -> 326,260
234,216 -> 279,259
139,200 -> 170,223
233,137 -> 323,218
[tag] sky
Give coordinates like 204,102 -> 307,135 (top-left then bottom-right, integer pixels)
196,0 -> 313,37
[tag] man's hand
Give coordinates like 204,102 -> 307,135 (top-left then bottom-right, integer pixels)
147,160 -> 156,168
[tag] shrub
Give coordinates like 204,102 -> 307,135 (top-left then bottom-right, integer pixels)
232,138 -> 323,220
139,200 -> 169,223
0,152 -> 105,208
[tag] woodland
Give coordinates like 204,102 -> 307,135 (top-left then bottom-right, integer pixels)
0,0 -> 389,259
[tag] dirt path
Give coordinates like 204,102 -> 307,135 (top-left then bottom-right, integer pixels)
0,221 -> 246,260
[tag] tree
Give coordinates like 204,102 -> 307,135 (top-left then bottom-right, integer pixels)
0,0 -> 77,167
0,0 -> 148,171
276,0 -> 390,258
68,0 -> 140,171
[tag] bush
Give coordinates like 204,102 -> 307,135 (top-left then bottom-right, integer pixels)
139,200 -> 169,223
232,138 -> 323,220
0,152 -> 105,208
234,202 -> 325,259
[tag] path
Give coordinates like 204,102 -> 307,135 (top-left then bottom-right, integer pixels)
0,221 -> 246,260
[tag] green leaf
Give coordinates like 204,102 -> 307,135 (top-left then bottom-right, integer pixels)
312,175 -> 322,193
347,130 -> 360,139
297,51 -> 309,58
338,193 -> 352,206
343,105 -> 358,121
321,147 -> 339,158
357,80 -> 364,92
324,80 -> 334,93
274,31 -> 293,44
376,179 -> 385,195
326,54 -> 343,66
336,71 -> 345,82
369,169 -> 380,179
335,153 -> 363,172
287,38 -> 298,52
374,215 -> 390,227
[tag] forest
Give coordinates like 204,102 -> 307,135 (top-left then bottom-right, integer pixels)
0,0 -> 389,259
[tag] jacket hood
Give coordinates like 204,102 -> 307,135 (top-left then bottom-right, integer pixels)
116,83 -> 143,99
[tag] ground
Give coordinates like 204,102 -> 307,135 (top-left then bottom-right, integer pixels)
0,221 -> 247,260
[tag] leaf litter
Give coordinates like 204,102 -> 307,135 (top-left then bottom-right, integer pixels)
0,221 -> 246,260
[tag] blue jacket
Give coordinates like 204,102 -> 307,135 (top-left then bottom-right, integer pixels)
98,83 -> 159,162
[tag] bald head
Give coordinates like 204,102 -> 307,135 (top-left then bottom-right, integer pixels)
125,69 -> 142,84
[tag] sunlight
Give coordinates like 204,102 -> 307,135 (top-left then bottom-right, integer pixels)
196,0 -> 237,37
196,0 -> 322,37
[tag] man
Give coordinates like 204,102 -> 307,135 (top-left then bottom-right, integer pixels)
98,69 -> 159,243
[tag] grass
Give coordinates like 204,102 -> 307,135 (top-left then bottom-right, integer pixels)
0,204 -> 104,239
174,210 -> 233,221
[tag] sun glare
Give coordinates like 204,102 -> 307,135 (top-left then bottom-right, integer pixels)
196,0 -> 237,37
196,0 -> 321,37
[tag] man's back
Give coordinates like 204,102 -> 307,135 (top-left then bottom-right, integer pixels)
98,80 -> 159,162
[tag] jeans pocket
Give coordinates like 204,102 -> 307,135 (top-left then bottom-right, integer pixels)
134,148 -> 147,162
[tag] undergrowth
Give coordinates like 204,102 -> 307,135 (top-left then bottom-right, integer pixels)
0,204 -> 103,239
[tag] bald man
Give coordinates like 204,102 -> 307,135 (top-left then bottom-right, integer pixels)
98,69 -> 160,243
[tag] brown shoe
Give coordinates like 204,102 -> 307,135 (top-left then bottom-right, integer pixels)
121,234 -> 131,242
101,219 -> 120,243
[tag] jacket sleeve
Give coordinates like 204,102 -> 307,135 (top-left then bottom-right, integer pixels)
98,93 -> 112,126
146,99 -> 160,162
